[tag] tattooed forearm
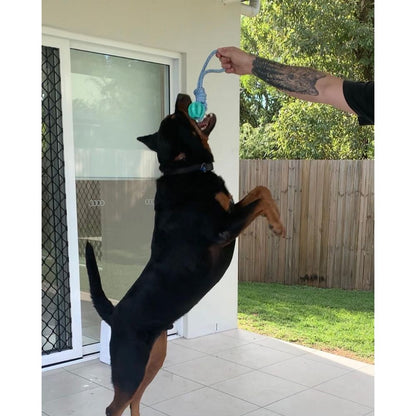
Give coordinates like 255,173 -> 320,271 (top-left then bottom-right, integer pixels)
252,57 -> 327,96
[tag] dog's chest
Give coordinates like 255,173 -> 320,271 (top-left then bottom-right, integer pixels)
155,173 -> 229,207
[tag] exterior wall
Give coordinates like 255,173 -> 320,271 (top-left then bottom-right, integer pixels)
43,0 -> 241,338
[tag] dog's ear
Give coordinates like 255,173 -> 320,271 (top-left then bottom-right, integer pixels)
175,94 -> 192,114
137,132 -> 158,152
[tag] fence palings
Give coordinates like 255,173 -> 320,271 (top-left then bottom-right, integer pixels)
239,159 -> 374,290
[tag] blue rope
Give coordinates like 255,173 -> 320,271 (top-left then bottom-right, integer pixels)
189,49 -> 224,121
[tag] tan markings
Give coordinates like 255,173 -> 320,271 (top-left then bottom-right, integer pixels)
174,152 -> 186,161
181,109 -> 212,152
129,332 -> 167,416
238,186 -> 286,237
215,192 -> 232,212
200,134 -> 211,151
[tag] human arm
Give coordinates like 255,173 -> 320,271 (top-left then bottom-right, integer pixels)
216,46 -> 355,115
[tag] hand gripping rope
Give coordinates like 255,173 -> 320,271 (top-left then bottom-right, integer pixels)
188,49 -> 225,121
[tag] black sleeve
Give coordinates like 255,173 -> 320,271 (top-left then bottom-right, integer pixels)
343,81 -> 374,125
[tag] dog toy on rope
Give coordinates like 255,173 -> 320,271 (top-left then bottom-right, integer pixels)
188,49 -> 225,121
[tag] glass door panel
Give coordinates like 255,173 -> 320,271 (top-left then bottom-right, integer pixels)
71,49 -> 170,348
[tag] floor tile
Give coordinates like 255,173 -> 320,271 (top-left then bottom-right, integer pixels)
171,332 -> 247,354
42,331 -> 374,416
141,369 -> 203,405
358,364 -> 374,376
221,328 -> 268,342
216,342 -> 295,369
153,386 -> 257,416
254,337 -> 309,356
261,355 -> 351,387
316,370 -> 374,407
141,406 -> 171,416
42,368 -> 99,402
42,367 -> 66,378
42,386 -> 130,416
300,350 -> 369,370
244,409 -> 283,416
167,354 -> 251,385
65,359 -> 112,388
163,340 -> 206,367
266,389 -> 371,416
213,370 -> 306,406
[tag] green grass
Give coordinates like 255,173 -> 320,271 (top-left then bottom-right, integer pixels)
238,282 -> 374,363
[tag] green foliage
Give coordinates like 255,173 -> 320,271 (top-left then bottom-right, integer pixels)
240,101 -> 374,159
239,0 -> 374,159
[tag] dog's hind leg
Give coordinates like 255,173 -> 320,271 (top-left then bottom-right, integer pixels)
105,336 -> 153,416
129,331 -> 168,416
105,386 -> 133,416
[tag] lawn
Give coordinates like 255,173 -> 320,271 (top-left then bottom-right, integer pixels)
238,282 -> 374,363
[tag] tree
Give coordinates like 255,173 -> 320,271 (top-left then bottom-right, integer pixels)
239,0 -> 374,159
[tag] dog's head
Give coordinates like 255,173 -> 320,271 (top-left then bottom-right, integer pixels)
137,94 -> 216,173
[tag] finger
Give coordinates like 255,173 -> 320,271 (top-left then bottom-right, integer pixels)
219,60 -> 232,70
219,56 -> 231,64
217,46 -> 234,56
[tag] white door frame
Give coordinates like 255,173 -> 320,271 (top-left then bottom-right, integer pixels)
42,29 -> 182,366
42,27 -> 182,116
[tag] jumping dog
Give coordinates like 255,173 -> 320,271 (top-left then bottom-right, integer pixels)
86,93 -> 285,416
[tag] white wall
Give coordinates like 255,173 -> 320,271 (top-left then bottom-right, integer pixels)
43,0 -> 241,338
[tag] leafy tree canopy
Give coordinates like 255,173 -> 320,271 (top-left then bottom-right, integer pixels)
239,0 -> 374,159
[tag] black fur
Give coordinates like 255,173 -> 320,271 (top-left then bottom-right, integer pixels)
85,241 -> 114,326
85,93 -> 283,401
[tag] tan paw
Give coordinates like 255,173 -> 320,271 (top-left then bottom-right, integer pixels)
269,221 -> 286,238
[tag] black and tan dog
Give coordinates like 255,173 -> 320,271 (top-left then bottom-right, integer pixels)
85,93 -> 285,416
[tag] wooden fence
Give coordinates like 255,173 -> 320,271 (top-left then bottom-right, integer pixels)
239,160 -> 374,290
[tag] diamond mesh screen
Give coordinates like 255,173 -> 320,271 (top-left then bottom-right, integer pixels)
42,46 -> 73,355
76,180 -> 102,261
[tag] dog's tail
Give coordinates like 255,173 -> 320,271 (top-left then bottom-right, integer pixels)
85,241 -> 114,326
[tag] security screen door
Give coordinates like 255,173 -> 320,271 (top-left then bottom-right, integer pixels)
71,49 -> 174,349
42,45 -> 74,358
42,39 -> 83,366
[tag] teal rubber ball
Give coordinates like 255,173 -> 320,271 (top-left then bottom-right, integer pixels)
188,101 -> 205,121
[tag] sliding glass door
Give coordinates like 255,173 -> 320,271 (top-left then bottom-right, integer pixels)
71,49 -> 174,351
42,31 -> 180,365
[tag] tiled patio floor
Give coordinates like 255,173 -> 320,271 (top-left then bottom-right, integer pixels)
42,329 -> 374,416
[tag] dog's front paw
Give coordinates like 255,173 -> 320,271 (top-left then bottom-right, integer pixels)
269,221 -> 286,238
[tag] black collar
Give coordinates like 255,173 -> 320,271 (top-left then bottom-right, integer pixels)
162,162 -> 214,176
